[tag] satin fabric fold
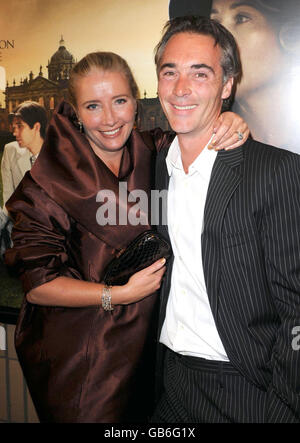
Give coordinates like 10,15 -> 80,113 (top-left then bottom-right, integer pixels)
30,100 -> 156,249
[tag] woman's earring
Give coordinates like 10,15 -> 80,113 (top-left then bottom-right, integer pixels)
78,121 -> 83,133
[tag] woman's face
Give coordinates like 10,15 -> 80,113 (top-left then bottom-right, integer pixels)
75,69 -> 137,154
211,0 -> 283,99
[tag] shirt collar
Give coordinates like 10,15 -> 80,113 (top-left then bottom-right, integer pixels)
166,135 -> 216,177
166,136 -> 182,176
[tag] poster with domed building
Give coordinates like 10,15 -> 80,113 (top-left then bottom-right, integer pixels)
0,0 -> 170,314
0,0 -> 170,139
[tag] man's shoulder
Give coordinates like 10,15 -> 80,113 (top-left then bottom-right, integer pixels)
3,141 -> 19,152
241,138 -> 300,182
3,141 -> 30,157
244,138 -> 299,159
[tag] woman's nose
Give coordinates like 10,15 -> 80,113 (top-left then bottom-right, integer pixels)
103,106 -> 117,126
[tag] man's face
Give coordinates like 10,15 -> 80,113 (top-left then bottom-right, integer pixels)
12,117 -> 35,148
157,32 -> 233,142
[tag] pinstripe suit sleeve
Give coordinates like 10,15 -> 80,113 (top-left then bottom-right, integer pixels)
262,152 -> 300,421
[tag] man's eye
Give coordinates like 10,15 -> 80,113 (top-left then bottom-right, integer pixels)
195,72 -> 207,79
163,71 -> 175,77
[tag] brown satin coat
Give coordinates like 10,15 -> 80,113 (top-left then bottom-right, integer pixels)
5,101 -> 173,423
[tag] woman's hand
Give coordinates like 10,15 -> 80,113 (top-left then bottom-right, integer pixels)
112,258 -> 166,305
210,111 -> 250,151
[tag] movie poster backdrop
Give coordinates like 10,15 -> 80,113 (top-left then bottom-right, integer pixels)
0,0 -> 169,316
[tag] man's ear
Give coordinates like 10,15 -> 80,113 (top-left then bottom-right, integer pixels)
221,77 -> 234,100
33,121 -> 41,135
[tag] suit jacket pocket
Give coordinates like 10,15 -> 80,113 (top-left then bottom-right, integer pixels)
222,226 -> 256,249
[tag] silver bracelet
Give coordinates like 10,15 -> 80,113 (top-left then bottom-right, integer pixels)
101,285 -> 114,311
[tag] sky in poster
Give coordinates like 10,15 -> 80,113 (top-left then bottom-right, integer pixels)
0,0 -> 170,105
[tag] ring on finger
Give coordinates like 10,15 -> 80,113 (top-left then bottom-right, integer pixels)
237,131 -> 243,141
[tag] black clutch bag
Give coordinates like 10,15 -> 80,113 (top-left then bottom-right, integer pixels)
103,230 -> 171,286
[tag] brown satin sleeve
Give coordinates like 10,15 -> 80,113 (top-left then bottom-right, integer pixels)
5,174 -> 81,294
147,127 -> 175,153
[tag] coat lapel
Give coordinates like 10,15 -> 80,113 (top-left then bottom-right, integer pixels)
155,146 -> 171,242
202,145 -> 245,315
16,148 -> 31,178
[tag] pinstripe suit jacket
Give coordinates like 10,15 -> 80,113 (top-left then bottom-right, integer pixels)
155,137 -> 300,422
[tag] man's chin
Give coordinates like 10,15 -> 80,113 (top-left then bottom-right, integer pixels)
168,123 -> 194,135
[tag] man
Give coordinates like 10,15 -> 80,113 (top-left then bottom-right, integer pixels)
1,102 -> 47,209
169,0 -> 300,155
1,113 -> 31,212
0,102 -> 47,256
153,16 -> 300,423
12,101 -> 47,167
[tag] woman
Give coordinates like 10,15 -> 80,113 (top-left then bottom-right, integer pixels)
5,51 -> 248,423
169,0 -> 300,153
211,0 -> 300,153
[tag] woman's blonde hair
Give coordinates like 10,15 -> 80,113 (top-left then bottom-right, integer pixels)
68,51 -> 140,107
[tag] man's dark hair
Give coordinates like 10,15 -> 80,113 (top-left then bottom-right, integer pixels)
14,101 -> 48,140
155,15 -> 242,84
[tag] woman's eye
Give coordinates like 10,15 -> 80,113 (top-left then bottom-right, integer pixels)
86,103 -> 98,110
115,98 -> 127,105
235,13 -> 251,25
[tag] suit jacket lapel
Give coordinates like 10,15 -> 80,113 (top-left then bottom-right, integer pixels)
155,146 -> 171,242
202,144 -> 245,315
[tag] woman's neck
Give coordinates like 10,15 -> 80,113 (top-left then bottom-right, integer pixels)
236,82 -> 290,147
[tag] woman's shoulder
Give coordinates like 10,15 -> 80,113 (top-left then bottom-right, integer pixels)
6,172 -> 64,218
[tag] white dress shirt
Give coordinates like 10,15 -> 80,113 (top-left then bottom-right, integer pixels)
160,136 -> 229,361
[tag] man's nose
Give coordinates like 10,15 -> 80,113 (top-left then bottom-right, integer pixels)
173,75 -> 191,97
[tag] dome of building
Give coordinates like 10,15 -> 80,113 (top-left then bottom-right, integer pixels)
50,37 -> 75,64
47,36 -> 75,82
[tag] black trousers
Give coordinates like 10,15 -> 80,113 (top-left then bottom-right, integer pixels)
152,347 -> 268,423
